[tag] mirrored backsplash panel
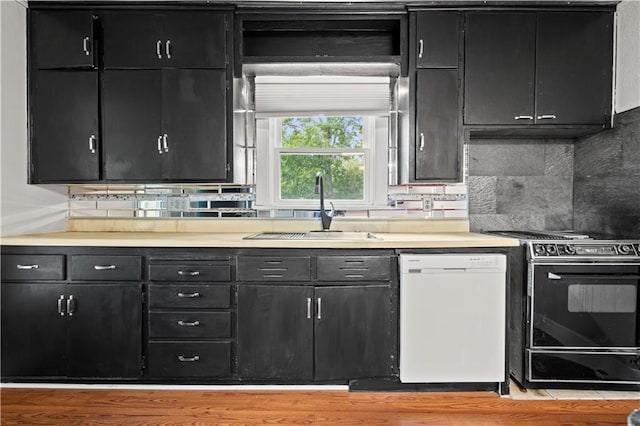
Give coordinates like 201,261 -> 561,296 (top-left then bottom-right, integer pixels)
67,183 -> 468,220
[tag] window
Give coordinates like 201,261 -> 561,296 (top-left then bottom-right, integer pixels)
253,76 -> 391,210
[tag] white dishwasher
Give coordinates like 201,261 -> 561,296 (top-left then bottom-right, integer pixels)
399,254 -> 507,383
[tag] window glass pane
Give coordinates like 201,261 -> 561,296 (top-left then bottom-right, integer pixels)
280,153 -> 365,200
281,116 -> 364,149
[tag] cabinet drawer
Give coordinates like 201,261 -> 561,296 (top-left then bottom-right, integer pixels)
149,263 -> 231,282
149,285 -> 230,309
1,254 -> 65,281
147,341 -> 231,378
317,256 -> 391,281
237,256 -> 310,282
70,255 -> 142,281
149,312 -> 231,338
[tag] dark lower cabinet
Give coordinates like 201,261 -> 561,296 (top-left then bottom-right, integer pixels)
314,285 -> 392,381
0,282 -> 142,379
237,284 -> 393,382
31,71 -> 99,183
1,283 -> 67,377
237,285 -> 314,380
66,283 -> 142,378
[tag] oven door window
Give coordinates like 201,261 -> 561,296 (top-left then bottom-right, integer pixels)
531,264 -> 640,348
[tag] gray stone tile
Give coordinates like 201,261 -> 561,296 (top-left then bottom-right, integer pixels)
613,105 -> 640,127
574,176 -> 640,215
574,214 -> 640,238
545,214 -> 573,231
468,176 -> 497,214
495,176 -> 572,216
469,214 -> 545,232
544,143 -> 574,177
574,134 -> 622,178
469,141 -> 545,177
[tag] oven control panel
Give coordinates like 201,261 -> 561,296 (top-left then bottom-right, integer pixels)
530,242 -> 640,258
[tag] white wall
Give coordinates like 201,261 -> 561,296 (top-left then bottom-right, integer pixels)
616,0 -> 640,113
0,0 -> 67,237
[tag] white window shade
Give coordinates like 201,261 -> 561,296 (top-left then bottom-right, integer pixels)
254,75 -> 391,116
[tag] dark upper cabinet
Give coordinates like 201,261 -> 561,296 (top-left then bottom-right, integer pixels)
415,69 -> 460,181
102,12 -> 227,69
409,11 -> 462,182
464,11 -> 613,126
464,13 -> 536,125
103,69 -> 228,182
415,11 -> 459,68
31,71 -> 99,183
535,12 -> 614,125
30,10 -> 96,69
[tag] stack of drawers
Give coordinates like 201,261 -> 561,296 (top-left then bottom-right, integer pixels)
147,258 -> 233,379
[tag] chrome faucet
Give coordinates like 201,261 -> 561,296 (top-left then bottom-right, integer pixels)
314,172 -> 335,231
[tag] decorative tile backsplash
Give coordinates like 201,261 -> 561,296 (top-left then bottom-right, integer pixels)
67,182 -> 469,219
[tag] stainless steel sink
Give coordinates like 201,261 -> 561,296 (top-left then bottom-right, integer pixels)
244,231 -> 379,240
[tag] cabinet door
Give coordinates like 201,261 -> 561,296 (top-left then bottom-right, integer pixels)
536,12 -> 613,125
31,10 -> 95,69
102,12 -> 164,68
237,285 -> 313,380
315,285 -> 392,381
66,283 -> 142,378
464,13 -> 536,124
415,69 -> 460,181
0,283 -> 67,377
103,70 -> 163,181
31,71 -> 99,183
162,69 -> 228,181
415,12 -> 459,68
163,13 -> 227,69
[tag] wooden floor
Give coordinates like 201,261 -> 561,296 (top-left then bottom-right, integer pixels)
1,388 -> 638,425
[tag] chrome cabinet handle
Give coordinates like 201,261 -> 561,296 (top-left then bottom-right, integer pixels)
166,40 -> 171,58
177,270 -> 200,276
94,264 -> 116,270
16,264 -> 39,270
418,39 -> 424,59
157,135 -> 163,154
67,295 -> 75,316
537,114 -> 557,120
89,134 -> 97,154
307,297 -> 312,319
177,292 -> 201,298
178,355 -> 200,362
83,36 -> 90,56
317,297 -> 322,320
514,115 -> 533,120
419,133 -> 425,152
177,320 -> 200,327
156,40 -> 162,59
163,134 -> 169,152
57,295 -> 66,316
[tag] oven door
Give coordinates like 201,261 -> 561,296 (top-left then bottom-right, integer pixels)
531,264 -> 640,349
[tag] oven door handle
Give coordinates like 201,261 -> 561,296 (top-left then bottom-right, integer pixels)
547,272 -> 640,280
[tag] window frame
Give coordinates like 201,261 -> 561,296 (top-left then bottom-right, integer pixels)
255,115 -> 389,210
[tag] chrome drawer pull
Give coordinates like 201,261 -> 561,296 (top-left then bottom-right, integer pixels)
345,274 -> 365,278
166,40 -> 171,58
514,115 -> 533,120
89,134 -> 97,154
177,292 -> 201,298
264,274 -> 284,278
16,264 -> 39,270
537,114 -> 557,120
163,134 -> 169,152
418,39 -> 424,59
177,270 -> 200,276
317,297 -> 322,320
157,135 -> 163,154
67,295 -> 75,316
57,295 -> 66,316
177,355 -> 200,362
94,264 -> 116,270
177,320 -> 200,327
419,133 -> 425,152
156,40 -> 162,58
307,297 -> 312,319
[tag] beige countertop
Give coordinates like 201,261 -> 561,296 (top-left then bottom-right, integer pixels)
0,231 -> 520,249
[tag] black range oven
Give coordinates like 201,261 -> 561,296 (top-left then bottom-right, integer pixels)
492,231 -> 640,390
